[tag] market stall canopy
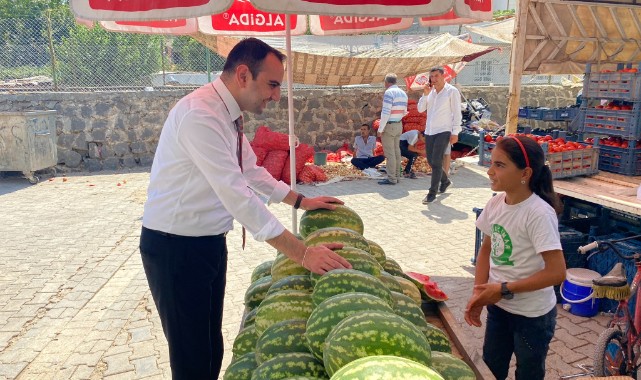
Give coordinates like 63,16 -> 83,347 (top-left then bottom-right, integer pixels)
465,17 -> 515,44
70,0 -> 492,20
192,33 -> 498,86
515,0 -> 641,75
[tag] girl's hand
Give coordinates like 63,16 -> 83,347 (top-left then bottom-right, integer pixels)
464,300 -> 484,327
468,283 -> 502,309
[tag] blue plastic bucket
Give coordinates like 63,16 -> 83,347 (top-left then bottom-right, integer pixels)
561,268 -> 601,317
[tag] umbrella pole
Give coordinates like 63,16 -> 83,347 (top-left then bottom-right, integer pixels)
286,16 -> 298,234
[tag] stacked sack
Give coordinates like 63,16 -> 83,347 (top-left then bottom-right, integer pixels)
251,126 -> 315,185
402,99 -> 427,133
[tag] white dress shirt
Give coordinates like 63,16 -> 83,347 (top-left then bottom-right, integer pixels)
143,78 -> 290,241
417,83 -> 462,136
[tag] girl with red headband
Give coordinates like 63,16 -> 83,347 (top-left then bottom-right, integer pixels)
464,135 -> 566,380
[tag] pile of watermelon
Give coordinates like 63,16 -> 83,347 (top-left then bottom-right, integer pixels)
225,205 -> 474,380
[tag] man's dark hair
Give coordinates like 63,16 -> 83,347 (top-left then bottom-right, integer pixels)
430,67 -> 445,75
223,38 -> 286,79
361,123 -> 370,129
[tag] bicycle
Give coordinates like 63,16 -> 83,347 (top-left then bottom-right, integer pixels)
578,234 -> 641,378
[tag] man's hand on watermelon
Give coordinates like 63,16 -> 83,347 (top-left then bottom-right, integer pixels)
300,196 -> 344,211
301,243 -> 352,275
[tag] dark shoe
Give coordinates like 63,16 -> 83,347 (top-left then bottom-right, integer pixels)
422,193 -> 437,204
378,179 -> 396,185
439,180 -> 452,193
408,172 -> 417,179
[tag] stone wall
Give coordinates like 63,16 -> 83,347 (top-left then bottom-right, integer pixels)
0,85 -> 581,172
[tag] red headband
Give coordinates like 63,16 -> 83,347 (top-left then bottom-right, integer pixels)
509,136 -> 530,168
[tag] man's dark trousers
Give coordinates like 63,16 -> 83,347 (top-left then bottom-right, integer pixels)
425,131 -> 451,195
400,140 -> 417,174
351,155 -> 385,170
140,227 -> 228,380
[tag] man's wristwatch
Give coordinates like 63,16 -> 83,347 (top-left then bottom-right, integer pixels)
500,282 -> 514,300
294,193 -> 305,210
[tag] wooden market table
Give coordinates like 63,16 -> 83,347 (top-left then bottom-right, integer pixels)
553,172 -> 641,217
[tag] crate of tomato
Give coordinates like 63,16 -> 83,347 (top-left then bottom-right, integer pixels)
586,136 -> 641,176
581,102 -> 641,140
479,132 -> 599,179
584,67 -> 641,101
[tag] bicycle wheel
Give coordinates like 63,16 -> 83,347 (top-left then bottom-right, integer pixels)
594,327 -> 631,377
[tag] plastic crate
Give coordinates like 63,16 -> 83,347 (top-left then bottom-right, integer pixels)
528,108 -> 543,120
518,107 -> 529,118
584,71 -> 641,101
559,225 -> 588,268
597,144 -> 641,176
479,136 -> 599,179
559,196 -> 604,235
559,107 -> 579,121
582,108 -> 641,140
541,109 -> 561,121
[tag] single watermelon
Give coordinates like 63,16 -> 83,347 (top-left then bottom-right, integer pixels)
420,322 -> 452,353
323,310 -> 432,376
329,355 -> 444,380
267,275 -> 314,295
251,260 -> 274,283
304,227 -> 371,254
241,307 -> 258,329
309,247 -> 382,284
299,204 -> 364,238
390,291 -> 429,329
377,271 -> 403,293
311,269 -> 393,307
382,258 -> 405,276
394,275 -> 422,304
271,253 -> 309,282
254,290 -> 314,336
305,292 -> 394,361
251,352 -> 328,380
244,275 -> 273,310
430,352 -> 475,380
231,325 -> 258,359
365,239 -> 387,265
255,319 -> 309,364
224,351 -> 258,380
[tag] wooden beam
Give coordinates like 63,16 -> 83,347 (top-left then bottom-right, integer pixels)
506,0 -> 531,134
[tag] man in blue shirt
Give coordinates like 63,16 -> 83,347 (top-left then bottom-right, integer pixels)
377,73 -> 408,185
351,123 -> 384,170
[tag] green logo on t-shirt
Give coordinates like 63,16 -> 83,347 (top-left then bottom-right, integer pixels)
490,224 -> 514,266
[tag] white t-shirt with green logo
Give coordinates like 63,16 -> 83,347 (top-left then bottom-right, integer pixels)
476,192 -> 562,317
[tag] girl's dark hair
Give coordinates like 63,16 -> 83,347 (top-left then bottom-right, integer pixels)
496,136 -> 563,214
223,37 -> 286,79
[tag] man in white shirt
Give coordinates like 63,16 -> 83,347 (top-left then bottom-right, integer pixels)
140,38 -> 351,380
417,67 -> 462,204
351,123 -> 384,170
399,129 -> 425,178
377,73 -> 408,185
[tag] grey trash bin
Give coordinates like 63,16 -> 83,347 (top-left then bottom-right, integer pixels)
0,110 -> 58,184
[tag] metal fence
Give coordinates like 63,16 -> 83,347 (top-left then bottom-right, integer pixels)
0,13 -> 575,93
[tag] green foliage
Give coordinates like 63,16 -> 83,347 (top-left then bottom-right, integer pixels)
493,9 -> 516,19
171,36 -> 224,72
57,26 -> 163,87
0,65 -> 50,81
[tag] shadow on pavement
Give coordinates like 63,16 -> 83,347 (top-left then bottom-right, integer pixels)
0,173 -> 33,195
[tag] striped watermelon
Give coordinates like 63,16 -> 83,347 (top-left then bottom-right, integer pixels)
231,325 -> 258,359
390,291 -> 429,329
271,253 -> 309,282
405,272 -> 449,302
382,258 -> 405,276
329,355 -> 444,380
430,352 -> 475,380
311,269 -> 393,307
267,275 -> 314,295
223,351 -> 258,380
299,204 -> 364,238
251,260 -> 274,283
254,290 -> 314,336
365,239 -> 387,265
251,352 -> 328,380
304,227 -> 371,255
244,275 -> 273,310
377,271 -> 403,293
305,292 -> 394,361
242,307 -> 258,329
255,319 -> 309,364
421,322 -> 452,353
395,275 -> 422,304
323,310 -> 433,376
310,247 -> 382,284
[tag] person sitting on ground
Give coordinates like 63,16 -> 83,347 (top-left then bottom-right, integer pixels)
351,123 -> 384,171
399,129 -> 425,178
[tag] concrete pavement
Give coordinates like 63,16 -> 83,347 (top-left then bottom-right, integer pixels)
0,163 -> 609,379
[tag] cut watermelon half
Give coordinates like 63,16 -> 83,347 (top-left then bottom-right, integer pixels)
406,272 -> 448,302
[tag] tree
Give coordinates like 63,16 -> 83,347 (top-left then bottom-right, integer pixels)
57,25 -> 163,87
171,36 -> 225,72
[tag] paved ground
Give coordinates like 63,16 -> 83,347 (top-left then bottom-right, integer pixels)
0,163 -> 610,380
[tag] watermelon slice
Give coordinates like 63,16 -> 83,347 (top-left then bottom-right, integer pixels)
406,272 -> 448,302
